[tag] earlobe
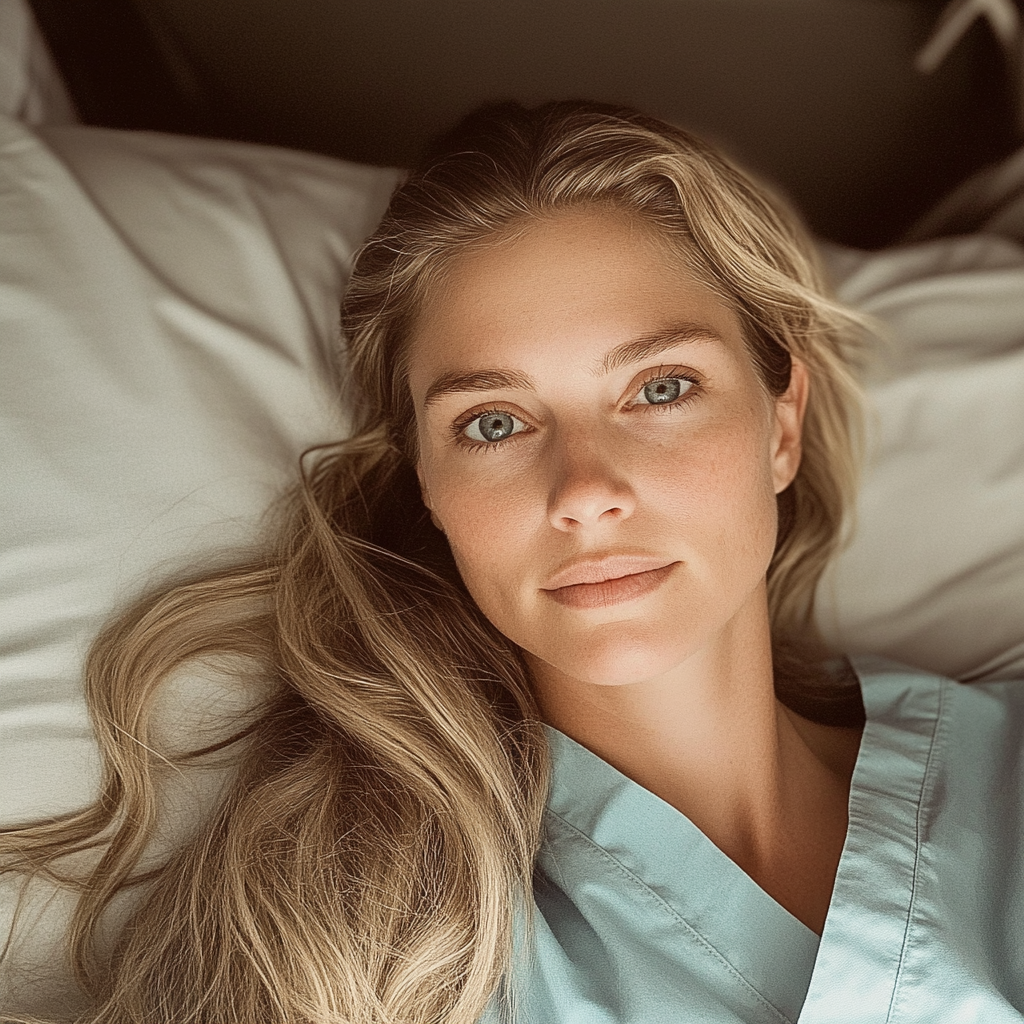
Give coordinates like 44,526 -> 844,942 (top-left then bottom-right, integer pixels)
771,359 -> 809,494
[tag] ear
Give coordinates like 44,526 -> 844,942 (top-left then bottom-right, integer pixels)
416,462 -> 446,533
771,358 -> 809,494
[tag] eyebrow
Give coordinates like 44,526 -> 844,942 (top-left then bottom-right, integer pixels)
600,322 -> 724,374
422,321 -> 724,408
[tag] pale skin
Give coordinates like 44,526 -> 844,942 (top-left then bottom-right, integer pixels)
407,207 -> 862,936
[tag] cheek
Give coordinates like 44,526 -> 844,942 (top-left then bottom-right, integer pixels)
430,467 -> 538,599
629,420 -> 780,613
638,412 -> 777,522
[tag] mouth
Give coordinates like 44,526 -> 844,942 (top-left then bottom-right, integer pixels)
543,554 -> 676,589
543,562 -> 678,610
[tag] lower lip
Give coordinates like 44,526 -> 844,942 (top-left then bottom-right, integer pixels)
545,563 -> 677,610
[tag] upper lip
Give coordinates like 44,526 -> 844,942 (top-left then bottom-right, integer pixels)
543,554 -> 675,589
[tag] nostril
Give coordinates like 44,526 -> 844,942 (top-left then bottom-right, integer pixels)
551,493 -> 633,530
546,439 -> 637,528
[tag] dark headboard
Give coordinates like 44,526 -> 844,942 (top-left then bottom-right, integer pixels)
29,0 -> 1018,248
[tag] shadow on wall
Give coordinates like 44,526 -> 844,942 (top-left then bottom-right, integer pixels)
29,0 -> 1018,249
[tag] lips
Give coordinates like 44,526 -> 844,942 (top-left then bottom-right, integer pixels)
542,557 -> 678,610
543,554 -> 675,589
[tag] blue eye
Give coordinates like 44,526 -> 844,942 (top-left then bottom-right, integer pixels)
635,377 -> 693,406
462,410 -> 526,444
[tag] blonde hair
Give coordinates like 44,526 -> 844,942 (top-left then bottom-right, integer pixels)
1,101 -> 866,1023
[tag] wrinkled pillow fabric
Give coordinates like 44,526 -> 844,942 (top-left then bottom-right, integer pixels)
0,112 -> 400,1014
816,227 -> 1024,682
0,117 -> 400,825
0,0 -> 76,124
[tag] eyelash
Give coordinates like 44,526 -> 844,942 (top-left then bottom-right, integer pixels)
450,367 -> 702,452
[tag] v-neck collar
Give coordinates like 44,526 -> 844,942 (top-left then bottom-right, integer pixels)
797,657 -> 945,1023
543,728 -> 821,1022
539,657 -> 945,1023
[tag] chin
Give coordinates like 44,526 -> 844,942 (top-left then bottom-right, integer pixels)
535,629 -> 693,688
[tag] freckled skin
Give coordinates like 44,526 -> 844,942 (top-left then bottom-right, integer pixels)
408,209 -> 791,691
404,209 -> 859,938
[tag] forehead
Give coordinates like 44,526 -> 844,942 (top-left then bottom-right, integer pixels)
405,208 -> 748,397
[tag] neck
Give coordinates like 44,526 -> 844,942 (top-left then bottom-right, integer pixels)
526,587 -> 860,934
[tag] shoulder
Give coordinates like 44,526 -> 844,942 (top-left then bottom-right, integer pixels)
853,654 -> 1024,730
838,659 -> 1024,1016
853,654 -> 1024,813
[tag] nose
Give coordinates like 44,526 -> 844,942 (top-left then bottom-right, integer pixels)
547,428 -> 636,531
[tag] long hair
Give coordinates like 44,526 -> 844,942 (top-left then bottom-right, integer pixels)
1,101 -> 867,1023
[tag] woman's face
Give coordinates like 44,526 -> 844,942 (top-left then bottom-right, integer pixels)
406,208 -> 807,688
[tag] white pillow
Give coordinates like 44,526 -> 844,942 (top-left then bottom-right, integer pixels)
816,227 -> 1024,682
0,116 -> 400,825
0,0 -> 76,124
0,113 -> 400,1014
1,119 -> 1022,827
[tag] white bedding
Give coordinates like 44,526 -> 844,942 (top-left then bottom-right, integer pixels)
818,232 -> 1024,681
1,0 -> 1024,1011
0,0 -> 75,125
0,114 -> 401,822
0,108 -> 402,1016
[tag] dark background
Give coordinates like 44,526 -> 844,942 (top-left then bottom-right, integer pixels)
28,0 -> 1020,248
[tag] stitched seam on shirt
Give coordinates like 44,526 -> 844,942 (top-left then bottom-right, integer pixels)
884,676 -> 947,1023
543,809 -> 794,1024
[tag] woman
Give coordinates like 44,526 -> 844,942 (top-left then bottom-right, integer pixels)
3,100 -> 1023,1024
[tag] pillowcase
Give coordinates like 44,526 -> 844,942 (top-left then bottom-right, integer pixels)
0,115 -> 400,825
0,0 -> 76,124
0,111 -> 401,1014
817,216 -> 1024,682
2,117 -> 1022,828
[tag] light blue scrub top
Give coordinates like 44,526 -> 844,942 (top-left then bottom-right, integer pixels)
481,658 -> 1024,1023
